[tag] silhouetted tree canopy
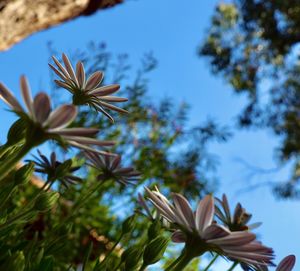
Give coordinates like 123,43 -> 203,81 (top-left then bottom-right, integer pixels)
200,0 -> 300,198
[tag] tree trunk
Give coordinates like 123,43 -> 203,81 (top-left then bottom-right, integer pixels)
0,0 -> 122,51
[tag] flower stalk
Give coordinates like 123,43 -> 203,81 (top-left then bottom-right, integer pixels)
0,209 -> 33,230
98,233 -> 124,269
171,248 -> 197,271
203,254 -> 219,271
227,261 -> 239,271
165,254 -> 185,271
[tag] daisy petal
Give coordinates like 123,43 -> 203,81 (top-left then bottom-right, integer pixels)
111,155 -> 121,170
99,101 -> 128,114
276,255 -> 296,271
49,127 -> 99,136
54,80 -> 75,93
202,224 -> 230,240
0,82 -> 23,112
99,96 -> 128,102
33,93 -> 51,124
67,140 -> 113,155
85,72 -> 103,91
20,76 -> 35,118
62,54 -> 78,84
76,61 -> 85,88
61,136 -> 115,146
208,231 -> 255,247
52,56 -> 70,79
195,195 -> 214,234
46,105 -> 77,129
171,231 -> 186,243
172,193 -> 195,229
89,84 -> 120,96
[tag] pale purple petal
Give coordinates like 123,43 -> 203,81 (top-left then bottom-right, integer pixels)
49,64 -> 69,82
0,82 -> 23,111
171,231 -> 187,243
61,136 -> 114,146
111,155 -> 121,170
52,56 -> 70,79
45,104 -> 77,129
114,167 -> 136,174
76,61 -> 85,88
99,96 -> 128,102
98,101 -> 128,114
92,104 -> 114,123
20,76 -> 34,118
145,188 -> 178,223
208,231 -> 255,247
85,72 -> 103,91
248,222 -> 262,230
89,84 -> 120,96
33,93 -> 51,124
49,127 -> 99,136
62,54 -> 78,84
137,193 -> 153,219
215,204 -> 227,222
66,140 -> 113,155
172,193 -> 195,229
202,224 -> 230,240
276,255 -> 296,271
195,195 -> 215,235
222,194 -> 231,222
54,80 -> 74,93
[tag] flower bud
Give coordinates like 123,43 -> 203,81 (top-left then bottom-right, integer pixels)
143,236 -> 169,266
7,251 -> 25,271
147,219 -> 162,240
121,214 -> 136,235
14,162 -> 34,185
7,119 -> 27,145
121,245 -> 143,270
34,192 -> 59,212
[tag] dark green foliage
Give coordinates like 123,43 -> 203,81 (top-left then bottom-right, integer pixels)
200,0 -> 300,198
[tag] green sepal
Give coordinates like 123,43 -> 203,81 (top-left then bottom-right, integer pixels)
3,251 -> 25,271
33,191 -> 59,212
147,219 -> 162,240
14,162 -> 34,185
6,119 -> 27,146
121,214 -> 136,235
121,244 -> 144,271
36,256 -> 54,271
143,236 -> 169,266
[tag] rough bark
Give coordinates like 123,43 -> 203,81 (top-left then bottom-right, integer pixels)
0,0 -> 122,51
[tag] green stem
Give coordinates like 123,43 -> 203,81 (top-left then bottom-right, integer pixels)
172,250 -> 196,271
165,254 -> 185,271
68,181 -> 104,219
48,181 -> 105,240
41,179 -> 52,191
0,144 -> 10,159
227,262 -> 239,271
0,209 -> 32,230
113,261 -> 122,271
138,264 -> 147,271
0,143 -> 32,180
99,233 -> 124,268
0,186 -> 16,210
202,254 -> 219,271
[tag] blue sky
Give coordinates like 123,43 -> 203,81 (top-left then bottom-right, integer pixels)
0,0 -> 299,270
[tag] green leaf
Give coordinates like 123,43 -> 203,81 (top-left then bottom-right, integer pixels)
82,242 -> 93,271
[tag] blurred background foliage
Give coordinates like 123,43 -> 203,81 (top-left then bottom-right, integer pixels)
200,0 -> 300,198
